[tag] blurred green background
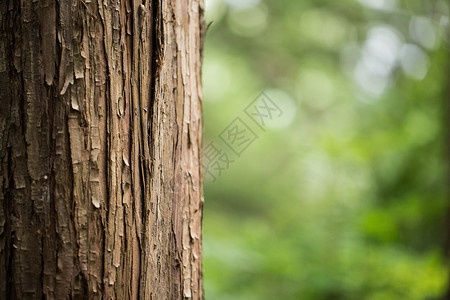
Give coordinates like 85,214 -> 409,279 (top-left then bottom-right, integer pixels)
201,0 -> 450,299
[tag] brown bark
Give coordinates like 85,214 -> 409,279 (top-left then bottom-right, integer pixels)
0,0 -> 205,299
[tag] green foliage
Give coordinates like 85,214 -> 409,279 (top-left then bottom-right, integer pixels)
202,0 -> 450,298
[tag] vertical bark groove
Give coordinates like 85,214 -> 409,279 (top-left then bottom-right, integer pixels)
0,0 -> 204,298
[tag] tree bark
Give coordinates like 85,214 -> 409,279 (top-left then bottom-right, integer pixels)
0,0 -> 205,298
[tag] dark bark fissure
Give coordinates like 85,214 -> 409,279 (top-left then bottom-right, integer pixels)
5,147 -> 13,299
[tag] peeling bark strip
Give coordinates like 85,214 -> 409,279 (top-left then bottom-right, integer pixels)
0,0 -> 205,299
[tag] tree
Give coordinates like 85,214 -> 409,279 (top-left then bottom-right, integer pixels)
0,0 -> 205,298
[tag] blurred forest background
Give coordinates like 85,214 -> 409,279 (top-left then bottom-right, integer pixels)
201,0 -> 450,299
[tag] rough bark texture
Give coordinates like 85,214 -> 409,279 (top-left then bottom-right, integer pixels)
0,0 -> 205,298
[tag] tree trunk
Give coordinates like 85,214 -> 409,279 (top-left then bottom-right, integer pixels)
0,0 -> 204,298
